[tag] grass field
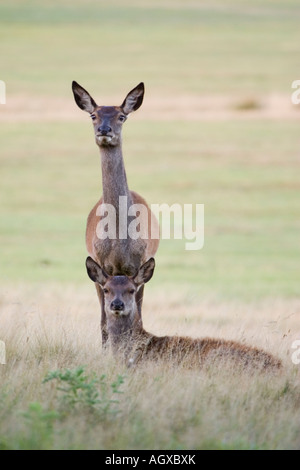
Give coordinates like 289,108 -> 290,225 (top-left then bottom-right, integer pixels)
0,0 -> 300,450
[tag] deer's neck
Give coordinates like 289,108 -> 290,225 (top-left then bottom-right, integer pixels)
107,309 -> 143,353
100,142 -> 133,210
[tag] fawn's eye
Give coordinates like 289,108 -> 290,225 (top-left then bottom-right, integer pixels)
129,289 -> 135,295
103,288 -> 109,294
90,114 -> 96,121
119,115 -> 126,122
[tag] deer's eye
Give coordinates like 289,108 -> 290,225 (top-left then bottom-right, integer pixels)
119,115 -> 126,122
128,289 -> 135,295
90,114 -> 97,121
103,288 -> 109,294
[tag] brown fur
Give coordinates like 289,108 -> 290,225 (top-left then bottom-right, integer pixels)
85,260 -> 282,372
86,191 -> 159,276
123,329 -> 282,371
72,82 -> 159,345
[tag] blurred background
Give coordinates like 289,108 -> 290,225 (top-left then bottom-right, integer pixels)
0,0 -> 299,299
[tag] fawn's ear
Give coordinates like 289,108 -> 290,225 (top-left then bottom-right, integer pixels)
72,81 -> 97,113
86,257 -> 108,286
121,82 -> 144,114
133,258 -> 155,286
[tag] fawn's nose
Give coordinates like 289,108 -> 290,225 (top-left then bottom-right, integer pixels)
98,125 -> 112,135
111,299 -> 125,312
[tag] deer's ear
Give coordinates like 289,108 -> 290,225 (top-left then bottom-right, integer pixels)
133,258 -> 155,286
72,81 -> 97,113
86,257 -> 108,286
121,82 -> 144,114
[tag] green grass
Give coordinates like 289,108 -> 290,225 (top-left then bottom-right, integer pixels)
1,0 -> 300,451
1,0 -> 300,95
0,289 -> 299,450
1,366 -> 297,450
1,119 -> 299,298
0,0 -> 299,298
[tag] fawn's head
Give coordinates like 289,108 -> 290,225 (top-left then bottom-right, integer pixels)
86,257 -> 155,318
72,81 -> 144,147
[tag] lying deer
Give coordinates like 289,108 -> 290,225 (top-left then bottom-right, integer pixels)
86,257 -> 282,371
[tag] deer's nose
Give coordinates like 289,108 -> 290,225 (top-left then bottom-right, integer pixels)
111,299 -> 125,312
98,125 -> 112,135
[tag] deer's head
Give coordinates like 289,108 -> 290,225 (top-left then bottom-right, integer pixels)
86,257 -> 155,319
72,81 -> 144,147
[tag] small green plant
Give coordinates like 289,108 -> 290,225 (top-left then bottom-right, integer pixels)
43,366 -> 124,419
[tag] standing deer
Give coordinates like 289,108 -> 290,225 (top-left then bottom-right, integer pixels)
86,256 -> 282,371
72,81 -> 159,345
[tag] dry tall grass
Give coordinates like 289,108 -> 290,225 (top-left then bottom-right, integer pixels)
0,284 -> 299,449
